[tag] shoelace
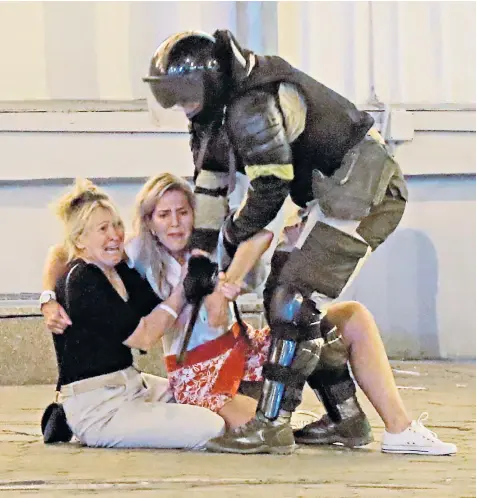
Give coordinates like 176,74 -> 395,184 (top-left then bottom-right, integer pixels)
231,417 -> 263,435
290,410 -> 321,431
415,412 -> 438,439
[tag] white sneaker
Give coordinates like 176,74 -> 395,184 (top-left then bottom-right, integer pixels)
381,413 -> 457,455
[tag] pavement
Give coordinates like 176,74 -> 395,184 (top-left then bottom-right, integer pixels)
0,361 -> 475,497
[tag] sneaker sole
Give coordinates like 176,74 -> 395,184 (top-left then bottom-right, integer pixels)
381,445 -> 457,456
206,443 -> 296,455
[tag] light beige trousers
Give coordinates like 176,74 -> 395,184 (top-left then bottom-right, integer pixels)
60,367 -> 225,449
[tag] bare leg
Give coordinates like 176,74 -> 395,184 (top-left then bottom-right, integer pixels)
325,302 -> 412,433
218,394 -> 258,430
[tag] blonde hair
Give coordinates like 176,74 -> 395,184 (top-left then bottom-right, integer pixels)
133,173 -> 195,299
54,178 -> 123,262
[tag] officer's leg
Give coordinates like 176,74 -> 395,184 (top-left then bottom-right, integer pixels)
280,167 -> 406,447
294,315 -> 373,447
258,247 -> 357,429
206,283 -> 323,455
268,205 -> 371,439
260,251 -> 325,420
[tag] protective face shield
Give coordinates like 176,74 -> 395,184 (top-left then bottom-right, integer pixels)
143,31 -> 222,119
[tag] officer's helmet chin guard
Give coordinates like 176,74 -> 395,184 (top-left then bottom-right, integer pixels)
143,31 -> 221,114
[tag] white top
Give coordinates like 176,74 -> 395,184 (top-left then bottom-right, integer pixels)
125,237 -> 231,356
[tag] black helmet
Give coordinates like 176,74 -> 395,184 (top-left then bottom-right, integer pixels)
143,31 -> 223,119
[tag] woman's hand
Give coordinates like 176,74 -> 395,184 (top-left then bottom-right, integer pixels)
217,272 -> 244,301
204,289 -> 231,329
41,301 -> 72,334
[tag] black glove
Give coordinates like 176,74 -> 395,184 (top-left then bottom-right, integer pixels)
183,255 -> 219,304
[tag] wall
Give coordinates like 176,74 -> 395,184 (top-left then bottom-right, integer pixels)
0,1 -> 475,359
0,1 -> 237,101
1,2 -> 473,106
276,1 -> 475,106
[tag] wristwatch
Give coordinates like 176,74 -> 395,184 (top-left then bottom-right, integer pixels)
39,290 -> 56,308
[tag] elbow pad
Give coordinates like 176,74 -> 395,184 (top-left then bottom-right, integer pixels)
227,90 -> 293,178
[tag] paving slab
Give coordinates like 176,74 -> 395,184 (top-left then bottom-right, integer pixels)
0,361 -> 474,497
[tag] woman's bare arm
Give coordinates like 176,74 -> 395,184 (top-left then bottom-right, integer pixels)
124,281 -> 187,351
41,244 -> 72,333
204,290 -> 231,328
42,244 -> 68,290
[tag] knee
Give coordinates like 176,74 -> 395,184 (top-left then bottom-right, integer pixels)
327,301 -> 373,341
341,301 -> 375,342
354,303 -> 377,330
347,301 -> 371,320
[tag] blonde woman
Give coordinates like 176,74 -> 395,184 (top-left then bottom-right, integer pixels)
45,178 -> 225,449
124,173 -> 274,429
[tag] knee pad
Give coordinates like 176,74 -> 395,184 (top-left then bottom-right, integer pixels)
259,301 -> 324,419
263,337 -> 322,390
280,338 -> 323,413
267,284 -> 323,342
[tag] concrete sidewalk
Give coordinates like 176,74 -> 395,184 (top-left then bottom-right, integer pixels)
0,361 -> 475,497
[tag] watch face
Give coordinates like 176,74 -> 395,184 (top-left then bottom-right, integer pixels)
40,292 -> 54,305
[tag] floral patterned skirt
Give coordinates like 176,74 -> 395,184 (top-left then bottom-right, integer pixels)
164,323 -> 271,413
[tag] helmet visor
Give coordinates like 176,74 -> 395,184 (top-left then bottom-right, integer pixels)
143,72 -> 205,110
